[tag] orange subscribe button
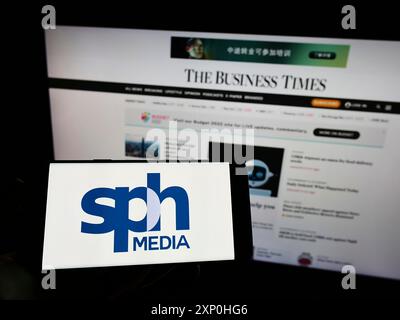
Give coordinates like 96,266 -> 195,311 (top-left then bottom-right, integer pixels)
311,98 -> 341,108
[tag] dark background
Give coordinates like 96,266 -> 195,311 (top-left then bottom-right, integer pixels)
3,1 -> 400,304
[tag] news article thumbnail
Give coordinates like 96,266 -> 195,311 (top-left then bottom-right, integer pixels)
125,134 -> 159,158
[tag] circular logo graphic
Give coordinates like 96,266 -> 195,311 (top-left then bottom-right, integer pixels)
141,112 -> 151,122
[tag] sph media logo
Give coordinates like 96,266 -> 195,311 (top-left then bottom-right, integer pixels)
81,173 -> 190,253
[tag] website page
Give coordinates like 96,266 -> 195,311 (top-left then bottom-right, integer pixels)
45,26 -> 400,279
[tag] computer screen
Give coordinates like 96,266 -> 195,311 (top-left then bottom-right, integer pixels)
45,26 -> 400,280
